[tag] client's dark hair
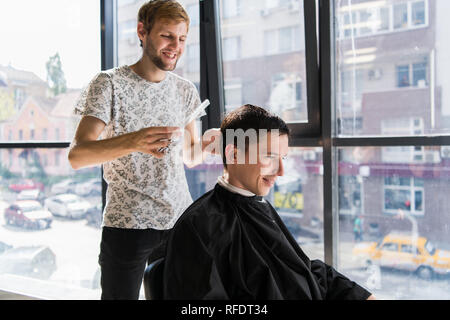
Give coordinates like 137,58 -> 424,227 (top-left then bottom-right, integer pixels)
220,104 -> 290,168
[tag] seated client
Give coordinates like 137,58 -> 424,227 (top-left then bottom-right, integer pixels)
162,104 -> 374,300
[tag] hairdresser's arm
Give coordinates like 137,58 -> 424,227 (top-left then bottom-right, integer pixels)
68,115 -> 180,170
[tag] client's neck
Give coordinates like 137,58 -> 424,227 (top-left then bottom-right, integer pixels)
218,174 -> 255,197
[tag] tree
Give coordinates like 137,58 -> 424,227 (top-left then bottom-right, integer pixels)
46,52 -> 67,96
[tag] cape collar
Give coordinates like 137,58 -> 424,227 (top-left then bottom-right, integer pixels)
217,175 -> 256,197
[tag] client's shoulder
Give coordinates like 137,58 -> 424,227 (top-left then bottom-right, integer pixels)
174,186 -> 230,229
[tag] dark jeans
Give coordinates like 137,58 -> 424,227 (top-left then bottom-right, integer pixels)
99,226 -> 170,300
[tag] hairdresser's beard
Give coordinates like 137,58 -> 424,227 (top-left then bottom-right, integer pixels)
144,40 -> 180,72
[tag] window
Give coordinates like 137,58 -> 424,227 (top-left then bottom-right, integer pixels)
412,1 -> 426,26
265,0 -> 299,10
378,7 -> 390,32
219,0 -> 318,259
397,60 -> 428,88
358,9 -> 374,36
222,37 -> 241,61
264,30 -> 278,55
338,1 -> 428,39
266,26 -> 302,55
0,0 -> 101,300
3,0 -> 448,302
384,176 -> 424,215
337,145 -> 449,299
223,0 -> 240,19
381,242 -> 399,251
186,4 -> 199,26
224,79 -> 242,111
119,20 -> 137,44
401,244 -> 420,255
186,43 -> 200,73
397,65 -> 410,87
336,7 -> 440,138
339,69 -> 364,109
339,175 -> 362,216
381,118 -> 424,162
268,147 -> 324,261
412,62 -> 427,87
394,3 -> 408,30
268,73 -> 303,119
118,0 -> 136,6
221,0 -> 308,120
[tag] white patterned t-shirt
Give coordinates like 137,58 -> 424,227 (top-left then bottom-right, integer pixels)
74,65 -> 206,230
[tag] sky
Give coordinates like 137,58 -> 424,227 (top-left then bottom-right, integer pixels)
0,0 -> 101,89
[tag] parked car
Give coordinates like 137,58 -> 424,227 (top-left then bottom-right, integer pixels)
8,179 -> 44,193
17,189 -> 45,203
352,232 -> 450,279
4,200 -> 53,229
0,241 -> 12,254
85,202 -> 102,228
44,193 -> 91,219
50,179 -> 78,195
0,242 -> 56,279
75,179 -> 101,197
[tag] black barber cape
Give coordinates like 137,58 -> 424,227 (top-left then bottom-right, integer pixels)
162,184 -> 371,300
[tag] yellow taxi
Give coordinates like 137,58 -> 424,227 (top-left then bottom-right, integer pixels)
273,179 -> 303,216
352,232 -> 450,279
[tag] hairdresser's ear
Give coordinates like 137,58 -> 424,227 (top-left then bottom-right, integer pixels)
225,144 -> 237,165
137,22 -> 147,43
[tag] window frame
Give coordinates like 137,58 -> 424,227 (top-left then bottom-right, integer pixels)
2,0 -> 449,280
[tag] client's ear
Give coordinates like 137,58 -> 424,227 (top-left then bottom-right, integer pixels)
224,144 -> 237,165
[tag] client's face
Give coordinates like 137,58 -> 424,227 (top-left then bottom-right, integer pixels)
228,133 -> 289,196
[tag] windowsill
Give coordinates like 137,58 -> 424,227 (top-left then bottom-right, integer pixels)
0,289 -> 39,300
0,274 -> 100,300
396,85 -> 429,90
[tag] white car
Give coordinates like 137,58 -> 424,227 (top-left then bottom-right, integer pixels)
50,179 -> 78,195
75,179 -> 102,197
44,193 -> 91,219
17,189 -> 45,202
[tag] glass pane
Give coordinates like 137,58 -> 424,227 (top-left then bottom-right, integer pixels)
264,147 -> 324,261
338,146 -> 450,300
412,1 -> 426,26
334,0 -> 450,137
223,0 -> 240,18
219,0 -> 308,123
0,148 -> 102,299
0,0 -> 100,142
393,3 -> 408,29
378,7 -> 390,32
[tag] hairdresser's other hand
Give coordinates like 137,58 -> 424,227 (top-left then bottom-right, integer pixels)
131,126 -> 181,158
202,128 -> 221,155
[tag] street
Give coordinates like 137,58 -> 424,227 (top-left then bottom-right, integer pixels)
1,196 -> 449,300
